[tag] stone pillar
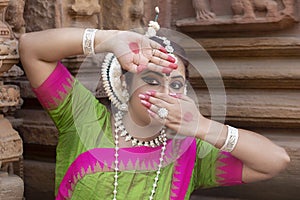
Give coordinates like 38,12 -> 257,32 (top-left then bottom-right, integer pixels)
0,0 -> 24,199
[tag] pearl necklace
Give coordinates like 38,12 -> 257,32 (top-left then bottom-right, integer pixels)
113,111 -> 167,200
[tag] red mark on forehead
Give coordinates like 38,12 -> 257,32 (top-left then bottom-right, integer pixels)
183,112 -> 193,122
129,42 -> 140,54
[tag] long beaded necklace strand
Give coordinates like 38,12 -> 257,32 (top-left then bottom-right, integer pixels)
113,110 -> 167,200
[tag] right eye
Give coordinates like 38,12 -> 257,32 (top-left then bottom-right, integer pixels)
141,77 -> 160,86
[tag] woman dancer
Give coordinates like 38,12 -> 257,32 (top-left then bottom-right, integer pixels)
19,25 -> 290,199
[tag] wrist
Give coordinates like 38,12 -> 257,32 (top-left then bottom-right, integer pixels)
94,30 -> 119,53
196,117 -> 227,149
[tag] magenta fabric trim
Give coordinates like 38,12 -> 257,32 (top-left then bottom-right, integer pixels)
170,138 -> 196,200
56,138 -> 196,200
217,151 -> 243,186
32,62 -> 74,110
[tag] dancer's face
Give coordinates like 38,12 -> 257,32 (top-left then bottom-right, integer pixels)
125,56 -> 186,126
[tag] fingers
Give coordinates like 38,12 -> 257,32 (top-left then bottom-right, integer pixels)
150,40 -> 167,54
117,36 -> 177,74
144,90 -> 190,103
120,49 -> 177,74
146,63 -> 173,75
152,49 -> 176,63
150,56 -> 177,70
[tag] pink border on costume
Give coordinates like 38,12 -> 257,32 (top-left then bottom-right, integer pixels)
170,138 -> 196,200
217,151 -> 243,186
56,138 -> 196,200
32,62 -> 74,110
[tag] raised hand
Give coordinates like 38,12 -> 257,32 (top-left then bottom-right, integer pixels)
139,91 -> 203,137
96,31 -> 178,74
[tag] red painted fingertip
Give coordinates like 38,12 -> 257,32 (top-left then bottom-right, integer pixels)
169,93 -> 182,98
138,94 -> 150,100
137,64 -> 147,73
167,55 -> 176,63
168,63 -> 178,69
146,90 -> 156,96
159,47 -> 167,53
141,100 -> 151,109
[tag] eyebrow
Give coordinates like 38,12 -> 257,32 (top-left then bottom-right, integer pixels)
142,70 -> 163,77
142,70 -> 185,80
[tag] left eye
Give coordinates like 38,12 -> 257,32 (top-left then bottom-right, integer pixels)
170,81 -> 184,90
142,77 -> 160,85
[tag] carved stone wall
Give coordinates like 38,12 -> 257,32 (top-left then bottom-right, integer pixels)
7,0 -> 300,199
22,0 -> 144,31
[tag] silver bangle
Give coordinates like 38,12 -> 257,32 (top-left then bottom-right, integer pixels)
82,28 -> 98,55
220,125 -> 239,152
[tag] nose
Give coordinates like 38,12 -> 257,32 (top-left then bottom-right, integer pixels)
162,85 -> 168,94
161,81 -> 171,94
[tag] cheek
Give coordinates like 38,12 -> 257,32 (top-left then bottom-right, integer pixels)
129,88 -> 146,110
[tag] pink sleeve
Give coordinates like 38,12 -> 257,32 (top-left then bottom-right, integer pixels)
32,62 -> 75,110
216,151 -> 244,186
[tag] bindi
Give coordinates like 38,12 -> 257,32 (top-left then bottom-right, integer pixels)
183,112 -> 193,122
129,42 -> 140,54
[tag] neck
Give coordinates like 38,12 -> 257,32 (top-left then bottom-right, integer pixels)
123,111 -> 164,141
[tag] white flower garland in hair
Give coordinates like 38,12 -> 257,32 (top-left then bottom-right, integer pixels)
101,53 -> 129,111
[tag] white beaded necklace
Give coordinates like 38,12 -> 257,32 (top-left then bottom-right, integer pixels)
114,111 -> 166,147
113,110 -> 167,200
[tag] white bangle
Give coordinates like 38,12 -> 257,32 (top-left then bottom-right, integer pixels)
220,125 -> 239,152
82,28 -> 98,55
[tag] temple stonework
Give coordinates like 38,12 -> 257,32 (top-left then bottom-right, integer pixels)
1,0 -> 299,199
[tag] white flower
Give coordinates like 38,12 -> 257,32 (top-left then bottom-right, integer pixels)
165,45 -> 174,53
155,7 -> 160,14
148,21 -> 160,31
146,27 -> 157,37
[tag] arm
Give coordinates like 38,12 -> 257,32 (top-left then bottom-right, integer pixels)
19,28 -> 174,88
142,92 -> 290,183
200,119 -> 290,183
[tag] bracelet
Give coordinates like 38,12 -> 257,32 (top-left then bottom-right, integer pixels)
82,28 -> 98,55
220,125 -> 239,152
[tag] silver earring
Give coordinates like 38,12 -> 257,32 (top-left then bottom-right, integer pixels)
102,53 -> 129,111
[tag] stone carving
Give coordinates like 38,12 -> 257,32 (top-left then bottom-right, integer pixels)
129,0 -> 144,21
68,0 -> 101,28
70,0 -> 101,16
101,0 -> 144,29
192,0 -> 216,21
232,0 -> 279,20
0,115 -> 24,200
0,1 -> 24,198
0,40 -> 18,56
0,0 -> 19,74
0,85 -> 22,111
1,64 -> 24,77
176,0 -> 298,33
0,0 -> 11,38
0,115 -> 23,162
281,0 -> 295,16
5,0 -> 25,37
